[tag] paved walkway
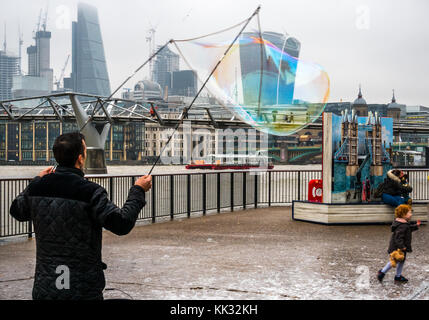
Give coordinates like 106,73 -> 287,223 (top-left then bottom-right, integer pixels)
1,207 -> 428,300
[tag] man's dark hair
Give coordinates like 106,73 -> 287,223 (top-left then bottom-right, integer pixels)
53,132 -> 86,167
392,169 -> 402,177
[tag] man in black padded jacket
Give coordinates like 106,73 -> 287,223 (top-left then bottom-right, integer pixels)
10,132 -> 152,300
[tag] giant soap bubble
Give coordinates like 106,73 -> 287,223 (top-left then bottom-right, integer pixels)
173,24 -> 330,136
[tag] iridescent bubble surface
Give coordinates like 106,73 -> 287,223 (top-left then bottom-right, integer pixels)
174,29 -> 330,136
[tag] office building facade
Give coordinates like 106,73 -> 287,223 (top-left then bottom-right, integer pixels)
152,46 -> 179,95
27,45 -> 37,77
70,2 -> 111,97
13,27 -> 53,99
33,31 -> 54,91
0,120 -> 144,162
0,50 -> 19,101
171,70 -> 197,97
11,75 -> 50,98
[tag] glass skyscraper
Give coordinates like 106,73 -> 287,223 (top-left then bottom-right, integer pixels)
152,46 -> 179,95
0,50 -> 19,101
71,2 -> 111,97
171,70 -> 197,96
238,31 -> 301,106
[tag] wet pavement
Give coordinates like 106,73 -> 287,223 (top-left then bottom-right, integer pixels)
0,206 -> 428,300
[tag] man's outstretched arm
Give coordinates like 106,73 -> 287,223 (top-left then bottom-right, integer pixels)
9,168 -> 52,222
91,175 -> 152,235
10,186 -> 33,222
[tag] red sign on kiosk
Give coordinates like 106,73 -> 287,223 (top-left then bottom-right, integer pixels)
308,179 -> 323,203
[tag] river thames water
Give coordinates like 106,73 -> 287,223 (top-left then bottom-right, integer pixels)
0,164 -> 321,179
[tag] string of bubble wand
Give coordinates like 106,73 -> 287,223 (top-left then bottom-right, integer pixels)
79,41 -> 173,132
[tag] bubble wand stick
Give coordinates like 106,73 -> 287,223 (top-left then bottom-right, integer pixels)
147,5 -> 262,175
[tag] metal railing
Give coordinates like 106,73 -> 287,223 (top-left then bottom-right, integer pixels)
1,168 -> 428,239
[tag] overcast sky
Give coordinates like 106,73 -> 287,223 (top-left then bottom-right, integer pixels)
1,0 -> 428,106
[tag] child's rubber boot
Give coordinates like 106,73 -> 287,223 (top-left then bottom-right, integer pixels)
394,275 -> 408,283
377,270 -> 385,282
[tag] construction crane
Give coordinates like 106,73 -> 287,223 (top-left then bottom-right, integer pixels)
33,9 -> 43,38
146,20 -> 159,81
146,28 -> 156,80
18,23 -> 23,75
54,54 -> 70,90
41,3 -> 49,32
3,22 -> 6,52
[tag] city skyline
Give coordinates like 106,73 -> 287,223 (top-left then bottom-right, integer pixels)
1,0 -> 428,106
